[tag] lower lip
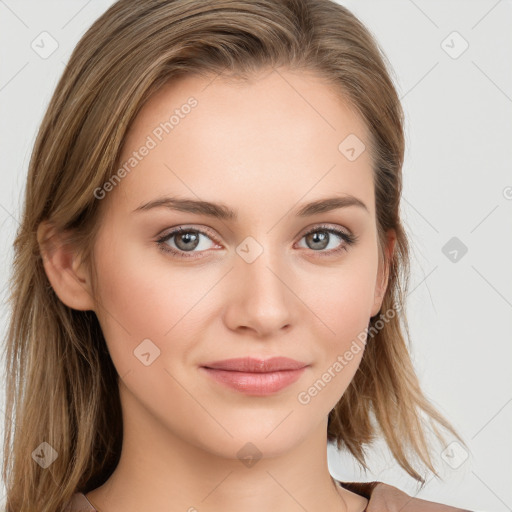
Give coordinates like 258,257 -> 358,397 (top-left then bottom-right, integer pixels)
200,367 -> 307,395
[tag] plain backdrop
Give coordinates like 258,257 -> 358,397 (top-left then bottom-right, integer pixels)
1,1 -> 511,511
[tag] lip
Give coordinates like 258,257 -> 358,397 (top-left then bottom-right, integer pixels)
201,357 -> 308,372
200,357 -> 309,396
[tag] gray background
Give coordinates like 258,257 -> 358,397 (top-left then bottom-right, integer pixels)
1,1 -> 511,510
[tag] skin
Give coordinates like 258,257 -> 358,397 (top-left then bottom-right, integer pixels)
39,67 -> 395,512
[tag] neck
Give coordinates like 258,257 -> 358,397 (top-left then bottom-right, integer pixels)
86,380 -> 367,512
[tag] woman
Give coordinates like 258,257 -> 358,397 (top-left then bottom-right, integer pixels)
2,1 -> 472,511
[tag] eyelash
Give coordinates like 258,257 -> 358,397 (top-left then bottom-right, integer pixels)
156,224 -> 358,260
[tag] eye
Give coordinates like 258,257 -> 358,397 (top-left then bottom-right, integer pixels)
296,224 -> 358,256
156,227 -> 219,259
156,224 -> 358,259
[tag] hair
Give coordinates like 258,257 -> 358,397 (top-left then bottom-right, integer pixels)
2,0 -> 464,510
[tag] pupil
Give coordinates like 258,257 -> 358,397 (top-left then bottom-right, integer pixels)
177,231 -> 199,250
308,231 -> 328,250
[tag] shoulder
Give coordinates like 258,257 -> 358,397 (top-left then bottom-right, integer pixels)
336,480 -> 473,512
63,492 -> 96,512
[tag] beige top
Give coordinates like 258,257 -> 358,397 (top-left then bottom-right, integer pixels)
64,480 -> 472,511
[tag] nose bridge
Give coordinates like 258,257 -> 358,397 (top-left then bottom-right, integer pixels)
229,233 -> 295,333
237,233 -> 289,300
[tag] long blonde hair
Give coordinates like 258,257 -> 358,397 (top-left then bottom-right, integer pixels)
2,0 -> 463,510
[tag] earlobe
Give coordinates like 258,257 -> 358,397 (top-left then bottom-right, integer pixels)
37,220 -> 96,311
371,229 -> 396,318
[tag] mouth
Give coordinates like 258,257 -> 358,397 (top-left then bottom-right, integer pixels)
201,356 -> 308,372
199,357 -> 309,396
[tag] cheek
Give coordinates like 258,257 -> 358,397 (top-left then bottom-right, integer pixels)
296,284 -> 370,415
319,276 -> 373,330
293,260 -> 377,408
90,231 -> 198,371
298,256 -> 377,345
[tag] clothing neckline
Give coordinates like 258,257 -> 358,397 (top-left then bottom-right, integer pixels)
76,479 -> 372,512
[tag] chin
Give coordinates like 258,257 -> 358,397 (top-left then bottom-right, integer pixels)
187,420 -> 308,461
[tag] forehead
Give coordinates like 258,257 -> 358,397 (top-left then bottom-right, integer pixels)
110,68 -> 374,217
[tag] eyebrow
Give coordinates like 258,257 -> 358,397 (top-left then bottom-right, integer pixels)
132,194 -> 369,219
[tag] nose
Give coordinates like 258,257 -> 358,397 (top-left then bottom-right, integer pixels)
222,246 -> 297,338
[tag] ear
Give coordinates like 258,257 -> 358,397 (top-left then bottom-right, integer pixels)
370,229 -> 396,318
37,220 -> 96,311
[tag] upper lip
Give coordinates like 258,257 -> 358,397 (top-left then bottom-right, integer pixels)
201,357 -> 308,372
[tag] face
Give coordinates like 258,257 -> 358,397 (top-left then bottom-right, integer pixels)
89,67 -> 389,460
